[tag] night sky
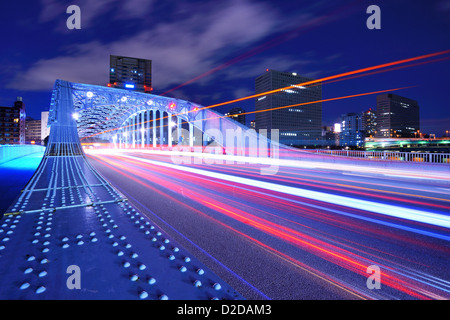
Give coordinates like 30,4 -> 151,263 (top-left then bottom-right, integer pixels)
0,0 -> 449,135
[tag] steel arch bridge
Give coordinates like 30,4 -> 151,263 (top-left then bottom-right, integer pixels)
0,79 -> 266,300
62,80 -> 277,156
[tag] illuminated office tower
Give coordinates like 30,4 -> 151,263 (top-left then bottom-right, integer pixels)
255,70 -> 322,146
225,107 -> 246,126
0,97 -> 26,144
375,93 -> 420,138
25,118 -> 42,144
363,108 -> 377,137
340,112 -> 365,148
109,55 -> 152,93
41,111 -> 51,143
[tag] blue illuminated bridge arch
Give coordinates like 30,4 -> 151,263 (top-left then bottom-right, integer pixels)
64,80 -> 280,155
0,79 -> 271,300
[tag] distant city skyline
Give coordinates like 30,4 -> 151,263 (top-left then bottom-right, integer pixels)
0,1 -> 449,136
0,97 -> 25,144
109,55 -> 153,93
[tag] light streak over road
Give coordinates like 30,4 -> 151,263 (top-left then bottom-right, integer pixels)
86,149 -> 450,300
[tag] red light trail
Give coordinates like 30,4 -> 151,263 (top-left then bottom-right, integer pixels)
79,49 -> 450,140
86,150 -> 450,299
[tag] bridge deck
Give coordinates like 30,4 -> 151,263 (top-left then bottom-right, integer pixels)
0,152 -> 242,299
0,199 -> 240,299
0,80 -> 242,300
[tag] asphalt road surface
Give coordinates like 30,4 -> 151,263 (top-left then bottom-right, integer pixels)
86,149 -> 450,300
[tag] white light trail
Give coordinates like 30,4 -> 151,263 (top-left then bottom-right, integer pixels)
112,153 -> 450,230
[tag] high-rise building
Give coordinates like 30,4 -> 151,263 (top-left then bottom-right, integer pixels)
362,108 -> 377,137
25,118 -> 42,144
255,70 -> 322,146
375,93 -> 420,138
41,111 -> 51,144
0,97 -> 26,145
322,125 -> 338,146
340,112 -> 365,147
109,55 -> 152,93
225,107 -> 246,126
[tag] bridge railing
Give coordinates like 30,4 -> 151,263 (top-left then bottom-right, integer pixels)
309,149 -> 450,164
0,144 -> 45,164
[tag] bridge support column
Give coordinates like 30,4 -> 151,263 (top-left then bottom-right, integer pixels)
126,120 -> 130,148
168,113 -> 173,149
146,110 -> 150,147
141,111 -> 145,148
132,115 -> 136,149
122,126 -> 125,149
129,119 -> 132,148
152,109 -> 156,148
121,127 -> 124,149
177,116 -> 182,145
137,112 -> 140,148
189,122 -> 194,151
128,117 -> 131,148
124,121 -> 128,148
131,117 -> 133,148
160,110 -> 164,149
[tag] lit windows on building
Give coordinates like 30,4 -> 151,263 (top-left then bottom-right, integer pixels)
109,55 -> 152,93
0,97 -> 25,144
375,93 -> 419,138
225,107 -> 246,126
25,118 -> 42,144
340,112 -> 365,148
255,69 -> 322,146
